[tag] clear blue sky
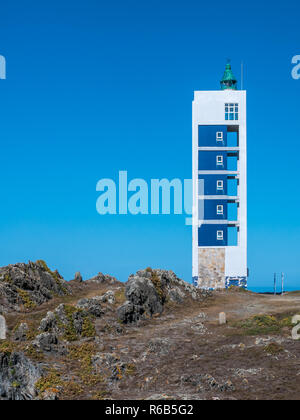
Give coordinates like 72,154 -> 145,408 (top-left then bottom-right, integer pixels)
0,0 -> 299,289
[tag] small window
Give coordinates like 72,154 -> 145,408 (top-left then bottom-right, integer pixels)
217,205 -> 223,215
217,180 -> 223,191
216,155 -> 223,165
216,132 -> 223,141
217,230 -> 224,241
225,103 -> 238,120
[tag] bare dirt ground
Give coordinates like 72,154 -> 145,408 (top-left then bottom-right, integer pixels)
205,290 -> 300,321
99,290 -> 300,400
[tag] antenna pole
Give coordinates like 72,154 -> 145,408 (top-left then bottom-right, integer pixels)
241,61 -> 244,90
281,272 -> 284,295
274,273 -> 276,296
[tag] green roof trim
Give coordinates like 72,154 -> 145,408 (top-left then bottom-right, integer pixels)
220,61 -> 238,90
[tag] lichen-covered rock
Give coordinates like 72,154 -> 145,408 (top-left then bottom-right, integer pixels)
0,351 -> 42,400
117,275 -> 163,323
13,323 -> 29,342
33,333 -> 59,353
98,290 -> 115,304
181,373 -> 204,387
38,304 -> 95,342
92,352 -> 132,381
76,298 -> 104,318
126,276 -> 163,312
117,301 -> 143,324
38,311 -> 57,333
86,272 -> 118,285
117,268 -> 207,324
0,261 -> 71,313
148,338 -> 171,355
203,374 -> 235,392
181,373 -> 235,393
168,286 -> 186,303
92,352 -> 119,370
150,269 -> 202,300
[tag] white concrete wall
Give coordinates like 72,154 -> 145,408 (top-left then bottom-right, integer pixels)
192,90 -> 247,283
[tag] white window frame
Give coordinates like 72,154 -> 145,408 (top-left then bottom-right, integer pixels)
217,205 -> 223,215
216,132 -> 223,142
225,103 -> 239,120
217,180 -> 223,191
216,155 -> 223,165
217,230 -> 224,241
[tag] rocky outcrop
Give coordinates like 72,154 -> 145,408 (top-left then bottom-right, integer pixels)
117,275 -> 163,324
98,290 -> 115,304
13,323 -> 29,342
74,272 -> 83,283
38,303 -> 95,342
117,302 -> 142,324
32,332 -> 66,355
75,292 -> 115,316
0,351 -> 42,400
117,268 -> 205,324
38,311 -> 57,333
86,272 -> 118,285
0,262 -> 223,400
76,298 -> 104,317
0,261 -> 70,313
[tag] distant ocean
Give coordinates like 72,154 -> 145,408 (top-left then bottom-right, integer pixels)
249,286 -> 300,294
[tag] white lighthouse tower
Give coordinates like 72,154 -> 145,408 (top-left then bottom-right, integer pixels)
192,62 -> 248,289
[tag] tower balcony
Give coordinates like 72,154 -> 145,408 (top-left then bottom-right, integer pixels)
198,147 -> 239,152
199,220 -> 239,225
198,195 -> 239,202
198,170 -> 239,176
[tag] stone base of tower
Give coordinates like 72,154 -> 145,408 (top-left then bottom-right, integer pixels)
193,248 -> 248,290
197,248 -> 225,289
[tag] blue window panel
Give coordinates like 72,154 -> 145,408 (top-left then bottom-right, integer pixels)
203,200 -> 228,220
198,151 -> 227,170
198,225 -> 228,246
198,175 -> 228,195
198,125 -> 227,147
